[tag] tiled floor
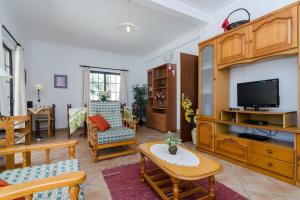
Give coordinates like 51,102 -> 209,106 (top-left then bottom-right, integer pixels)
15,126 -> 300,200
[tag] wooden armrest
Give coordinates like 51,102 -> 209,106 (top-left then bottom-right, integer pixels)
0,171 -> 86,200
0,140 -> 78,155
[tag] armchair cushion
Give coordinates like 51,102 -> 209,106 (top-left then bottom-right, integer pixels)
89,114 -> 110,132
98,127 -> 135,144
0,159 -> 84,200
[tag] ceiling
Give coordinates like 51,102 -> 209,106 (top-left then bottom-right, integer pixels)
1,0 -> 235,57
181,0 -> 236,13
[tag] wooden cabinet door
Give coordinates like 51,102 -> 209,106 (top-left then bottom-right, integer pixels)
217,27 -> 250,65
196,120 -> 214,151
198,40 -> 216,119
252,6 -> 297,58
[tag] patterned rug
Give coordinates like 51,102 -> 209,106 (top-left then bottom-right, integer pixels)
102,161 -> 248,200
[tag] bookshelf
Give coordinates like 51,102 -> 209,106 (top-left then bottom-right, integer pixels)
146,64 -> 176,132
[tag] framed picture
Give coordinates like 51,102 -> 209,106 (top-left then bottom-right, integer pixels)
54,74 -> 68,88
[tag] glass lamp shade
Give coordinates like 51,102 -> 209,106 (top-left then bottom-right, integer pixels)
34,84 -> 43,91
116,22 -> 139,33
0,67 -> 12,78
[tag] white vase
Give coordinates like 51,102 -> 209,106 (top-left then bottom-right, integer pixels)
191,128 -> 196,145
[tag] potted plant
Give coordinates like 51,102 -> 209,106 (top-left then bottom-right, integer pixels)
164,132 -> 182,155
132,84 -> 148,125
181,93 -> 196,144
99,90 -> 111,102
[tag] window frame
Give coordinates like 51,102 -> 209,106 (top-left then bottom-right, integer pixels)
90,70 -> 121,102
3,43 -> 13,116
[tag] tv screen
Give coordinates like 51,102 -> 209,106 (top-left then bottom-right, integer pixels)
237,79 -> 279,108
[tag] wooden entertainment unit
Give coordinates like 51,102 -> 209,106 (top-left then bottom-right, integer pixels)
196,2 -> 300,186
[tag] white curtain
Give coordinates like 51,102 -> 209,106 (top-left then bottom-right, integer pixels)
14,46 -> 27,116
82,67 -> 90,106
0,25 -> 10,116
119,71 -> 128,104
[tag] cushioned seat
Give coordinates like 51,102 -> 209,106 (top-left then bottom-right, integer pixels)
0,159 -> 84,200
98,127 -> 135,144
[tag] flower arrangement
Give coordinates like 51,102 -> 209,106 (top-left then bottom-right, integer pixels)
181,93 -> 195,125
164,132 -> 182,154
154,91 -> 166,100
99,90 -> 111,102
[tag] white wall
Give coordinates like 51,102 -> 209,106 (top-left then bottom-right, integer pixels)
25,40 -> 146,129
143,0 -> 299,132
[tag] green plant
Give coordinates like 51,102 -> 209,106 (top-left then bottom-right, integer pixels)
164,133 -> 182,147
132,84 -> 148,124
181,93 -> 195,126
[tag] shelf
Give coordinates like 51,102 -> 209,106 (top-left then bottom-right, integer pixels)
216,120 -> 300,134
152,107 -> 167,110
222,109 -> 296,115
154,76 -> 167,80
153,87 -> 167,90
217,131 -> 294,149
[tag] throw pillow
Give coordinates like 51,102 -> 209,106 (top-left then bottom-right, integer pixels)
89,114 -> 111,132
0,179 -> 25,200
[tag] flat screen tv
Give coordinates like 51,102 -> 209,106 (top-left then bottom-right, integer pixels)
237,79 -> 279,110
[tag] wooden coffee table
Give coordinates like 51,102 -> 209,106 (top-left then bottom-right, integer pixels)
138,142 -> 222,200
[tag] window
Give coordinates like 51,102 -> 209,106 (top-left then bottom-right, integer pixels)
3,44 -> 13,115
90,71 -> 121,101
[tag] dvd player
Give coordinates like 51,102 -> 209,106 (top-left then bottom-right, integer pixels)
238,133 -> 270,141
244,119 -> 268,125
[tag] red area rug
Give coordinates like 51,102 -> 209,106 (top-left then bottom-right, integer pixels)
102,161 -> 248,200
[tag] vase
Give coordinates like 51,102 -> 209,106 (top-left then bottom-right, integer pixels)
191,128 -> 196,145
168,145 -> 177,155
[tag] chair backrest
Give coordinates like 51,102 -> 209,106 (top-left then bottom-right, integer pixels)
89,101 -> 122,127
51,104 -> 56,119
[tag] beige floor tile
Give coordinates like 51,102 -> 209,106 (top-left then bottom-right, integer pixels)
6,126 -> 300,200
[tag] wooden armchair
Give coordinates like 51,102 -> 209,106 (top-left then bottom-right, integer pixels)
87,101 -> 137,162
0,140 -> 85,200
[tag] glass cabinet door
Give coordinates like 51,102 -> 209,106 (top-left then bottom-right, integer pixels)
200,44 -> 214,117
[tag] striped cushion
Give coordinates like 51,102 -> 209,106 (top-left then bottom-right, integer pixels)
89,102 -> 122,127
98,127 -> 135,144
0,159 -> 84,200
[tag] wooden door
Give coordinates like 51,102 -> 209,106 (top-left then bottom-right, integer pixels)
217,27 -> 250,65
297,135 -> 300,183
180,53 -> 198,142
196,121 -> 214,151
252,6 -> 297,58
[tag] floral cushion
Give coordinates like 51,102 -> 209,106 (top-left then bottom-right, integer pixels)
0,159 -> 84,200
89,102 -> 122,127
98,127 -> 135,144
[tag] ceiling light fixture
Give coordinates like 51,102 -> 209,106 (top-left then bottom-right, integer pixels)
116,0 -> 139,33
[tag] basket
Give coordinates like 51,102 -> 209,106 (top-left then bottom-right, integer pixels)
223,8 -> 250,31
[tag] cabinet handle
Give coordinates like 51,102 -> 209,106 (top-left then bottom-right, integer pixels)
267,162 -> 273,167
267,149 -> 273,154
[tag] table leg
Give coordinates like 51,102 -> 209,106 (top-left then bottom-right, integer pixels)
171,177 -> 179,200
48,112 -> 51,137
140,153 -> 145,182
209,176 -> 216,200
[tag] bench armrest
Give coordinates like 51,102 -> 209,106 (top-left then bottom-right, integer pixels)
0,171 -> 86,200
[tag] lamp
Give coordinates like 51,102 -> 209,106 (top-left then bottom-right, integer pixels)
34,84 -> 43,107
116,0 -> 139,33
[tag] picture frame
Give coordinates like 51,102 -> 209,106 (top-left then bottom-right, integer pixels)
54,74 -> 68,88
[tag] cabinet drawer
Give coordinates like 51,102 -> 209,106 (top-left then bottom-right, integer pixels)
215,134 -> 250,163
252,142 -> 294,163
251,154 -> 294,178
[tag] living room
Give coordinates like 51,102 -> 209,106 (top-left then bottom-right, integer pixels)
0,0 -> 300,199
